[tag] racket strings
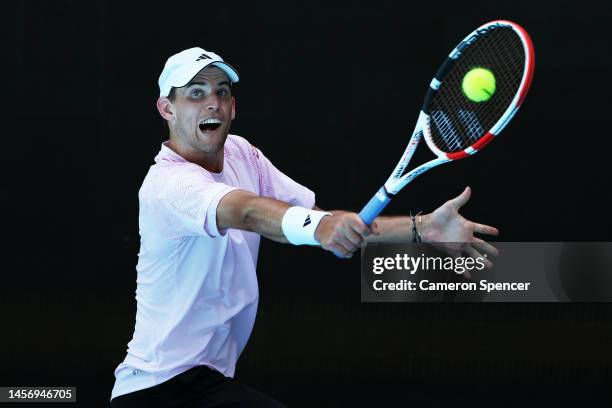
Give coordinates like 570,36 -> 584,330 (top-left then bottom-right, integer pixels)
429,27 -> 525,153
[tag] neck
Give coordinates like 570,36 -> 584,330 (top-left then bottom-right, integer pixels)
167,138 -> 225,173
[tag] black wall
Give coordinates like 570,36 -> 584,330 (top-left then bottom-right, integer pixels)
5,0 -> 612,406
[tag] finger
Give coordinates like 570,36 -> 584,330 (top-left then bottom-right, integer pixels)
344,225 -> 365,246
327,243 -> 350,259
446,186 -> 471,210
444,246 -> 462,259
473,222 -> 499,236
333,235 -> 359,254
472,238 -> 500,257
465,245 -> 493,269
370,221 -> 380,235
458,244 -> 476,279
348,216 -> 373,239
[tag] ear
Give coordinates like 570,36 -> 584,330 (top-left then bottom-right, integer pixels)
230,96 -> 236,121
156,97 -> 175,121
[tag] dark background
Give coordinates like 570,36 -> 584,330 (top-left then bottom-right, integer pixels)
5,0 -> 612,406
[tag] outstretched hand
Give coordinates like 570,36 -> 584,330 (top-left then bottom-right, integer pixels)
420,186 -> 499,267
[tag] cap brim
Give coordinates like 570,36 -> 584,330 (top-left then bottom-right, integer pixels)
210,61 -> 240,84
170,60 -> 239,90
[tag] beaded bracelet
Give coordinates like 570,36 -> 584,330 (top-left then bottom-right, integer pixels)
410,211 -> 422,243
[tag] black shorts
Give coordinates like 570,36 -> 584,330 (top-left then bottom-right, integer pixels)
111,365 -> 286,408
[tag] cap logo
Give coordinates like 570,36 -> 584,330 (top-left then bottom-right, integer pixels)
196,53 -> 212,61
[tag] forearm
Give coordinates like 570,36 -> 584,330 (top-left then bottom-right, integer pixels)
218,196 -> 374,256
316,205 -> 421,243
365,215 -> 421,243
217,190 -> 291,243
244,196 -> 294,243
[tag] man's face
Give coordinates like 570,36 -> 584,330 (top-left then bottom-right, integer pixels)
169,66 -> 236,155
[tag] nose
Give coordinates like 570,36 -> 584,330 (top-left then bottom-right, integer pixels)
206,94 -> 219,111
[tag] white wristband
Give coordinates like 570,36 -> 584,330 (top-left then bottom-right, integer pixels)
281,206 -> 331,246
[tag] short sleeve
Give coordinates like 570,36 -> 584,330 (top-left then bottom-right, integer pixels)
151,164 -> 238,238
251,146 -> 315,209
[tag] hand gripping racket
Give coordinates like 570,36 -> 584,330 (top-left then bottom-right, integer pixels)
358,20 -> 535,225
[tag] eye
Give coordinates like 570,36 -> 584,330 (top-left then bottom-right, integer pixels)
217,88 -> 229,97
191,89 -> 205,98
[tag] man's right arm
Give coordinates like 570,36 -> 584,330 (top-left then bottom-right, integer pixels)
216,189 -> 372,258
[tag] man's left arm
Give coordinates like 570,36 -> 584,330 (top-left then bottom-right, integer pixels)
315,186 -> 499,264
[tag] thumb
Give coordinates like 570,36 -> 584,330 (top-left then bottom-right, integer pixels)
447,186 -> 471,210
371,221 -> 380,236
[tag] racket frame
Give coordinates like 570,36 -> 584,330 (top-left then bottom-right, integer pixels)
359,20 -> 535,226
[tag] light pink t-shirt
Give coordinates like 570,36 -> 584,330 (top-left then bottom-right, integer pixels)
111,134 -> 315,400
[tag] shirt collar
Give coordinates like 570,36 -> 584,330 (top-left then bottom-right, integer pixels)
154,141 -> 187,163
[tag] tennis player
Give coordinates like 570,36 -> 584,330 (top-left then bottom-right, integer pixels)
110,47 -> 499,407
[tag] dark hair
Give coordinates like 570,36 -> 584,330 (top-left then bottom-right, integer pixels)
167,87 -> 177,102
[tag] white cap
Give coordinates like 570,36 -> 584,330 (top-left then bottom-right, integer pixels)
158,47 -> 240,97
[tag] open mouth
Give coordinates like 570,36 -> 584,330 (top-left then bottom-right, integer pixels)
199,118 -> 222,132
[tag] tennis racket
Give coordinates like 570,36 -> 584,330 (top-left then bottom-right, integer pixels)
358,20 -> 535,225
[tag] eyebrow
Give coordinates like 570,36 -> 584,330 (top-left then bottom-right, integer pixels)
186,81 -> 231,88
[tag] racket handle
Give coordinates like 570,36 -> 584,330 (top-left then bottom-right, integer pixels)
358,187 -> 392,226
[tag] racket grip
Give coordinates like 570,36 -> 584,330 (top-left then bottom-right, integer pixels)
358,187 -> 392,226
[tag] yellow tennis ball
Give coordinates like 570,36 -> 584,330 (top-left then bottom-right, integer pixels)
462,67 -> 496,102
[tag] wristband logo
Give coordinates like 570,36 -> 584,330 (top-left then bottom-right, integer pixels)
303,215 -> 312,227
